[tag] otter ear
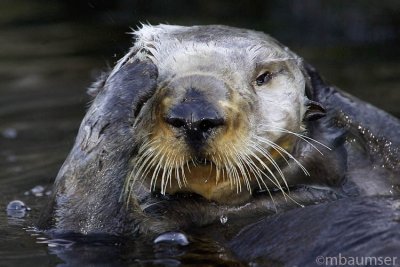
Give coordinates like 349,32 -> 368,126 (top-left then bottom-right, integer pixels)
304,99 -> 326,121
301,62 -> 328,121
87,70 -> 111,98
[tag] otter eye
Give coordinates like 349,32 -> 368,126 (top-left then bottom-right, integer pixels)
255,71 -> 273,86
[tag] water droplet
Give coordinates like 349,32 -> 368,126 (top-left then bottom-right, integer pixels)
31,185 -> 45,197
220,215 -> 228,224
391,185 -> 400,195
154,231 -> 189,246
37,238 -> 75,248
2,128 -> 18,139
7,200 -> 26,211
6,200 -> 30,218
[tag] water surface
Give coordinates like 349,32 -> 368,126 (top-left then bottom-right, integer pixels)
1,1 -> 400,266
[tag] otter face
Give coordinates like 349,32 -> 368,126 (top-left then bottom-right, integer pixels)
119,25 -> 310,203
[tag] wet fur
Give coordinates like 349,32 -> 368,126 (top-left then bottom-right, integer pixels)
39,25 -> 400,262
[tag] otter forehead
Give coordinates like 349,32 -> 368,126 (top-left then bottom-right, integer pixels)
118,24 -> 299,81
124,24 -> 307,139
135,24 -> 281,49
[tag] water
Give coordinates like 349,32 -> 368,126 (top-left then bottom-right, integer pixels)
1,1 -> 400,266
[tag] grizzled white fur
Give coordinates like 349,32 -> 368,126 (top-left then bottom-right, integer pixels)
110,24 -> 308,143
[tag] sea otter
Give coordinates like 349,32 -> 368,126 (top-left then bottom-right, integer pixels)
39,24 -> 400,254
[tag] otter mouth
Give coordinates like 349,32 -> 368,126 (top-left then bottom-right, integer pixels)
192,157 -> 213,166
125,131 -> 302,204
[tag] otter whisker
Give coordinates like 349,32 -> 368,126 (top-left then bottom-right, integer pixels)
259,136 -> 310,176
239,152 -> 264,189
137,138 -> 158,154
239,157 -> 254,192
162,148 -> 176,194
215,153 -> 227,183
172,154 -> 182,189
180,166 -> 187,186
168,152 -> 179,188
208,158 -> 214,183
229,152 -> 243,193
241,147 -> 279,188
243,142 -> 286,193
270,125 -> 332,150
169,165 -> 174,189
174,163 -> 180,188
180,156 -> 188,186
214,164 -> 220,185
249,140 -> 289,190
241,155 -> 279,208
256,136 -> 310,176
163,160 -> 173,195
242,153 -> 300,207
233,149 -> 252,191
243,146 -> 288,200
221,165 -> 227,185
264,128 -> 325,155
150,144 -> 168,191
191,158 -> 198,168
235,149 -> 282,210
137,156 -> 157,187
224,159 -> 235,191
286,193 -> 305,208
135,144 -> 160,181
254,138 -> 291,166
160,149 -> 173,194
136,153 -> 156,183
229,147 -> 245,186
164,149 -> 176,193
260,124 -> 331,153
185,160 -> 191,174
220,153 -> 232,189
211,155 -> 222,184
149,159 -> 161,191
224,152 -> 239,192
122,139 -> 159,203
231,146 -> 257,192
250,141 -> 284,177
138,143 -> 164,185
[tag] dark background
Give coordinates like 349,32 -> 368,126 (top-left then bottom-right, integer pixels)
0,1 -> 400,265
2,0 -> 400,118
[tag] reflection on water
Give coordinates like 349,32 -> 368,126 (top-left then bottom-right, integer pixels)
0,2 -> 122,265
1,0 -> 400,266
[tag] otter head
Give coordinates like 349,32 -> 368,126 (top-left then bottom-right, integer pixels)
112,25 -> 326,204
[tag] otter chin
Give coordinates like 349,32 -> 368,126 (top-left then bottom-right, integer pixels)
39,24 -> 400,238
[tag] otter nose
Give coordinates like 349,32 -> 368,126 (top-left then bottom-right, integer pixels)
166,116 -> 224,132
165,98 -> 224,150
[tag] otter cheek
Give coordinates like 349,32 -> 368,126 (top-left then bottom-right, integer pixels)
276,100 -> 302,132
257,91 -> 301,135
